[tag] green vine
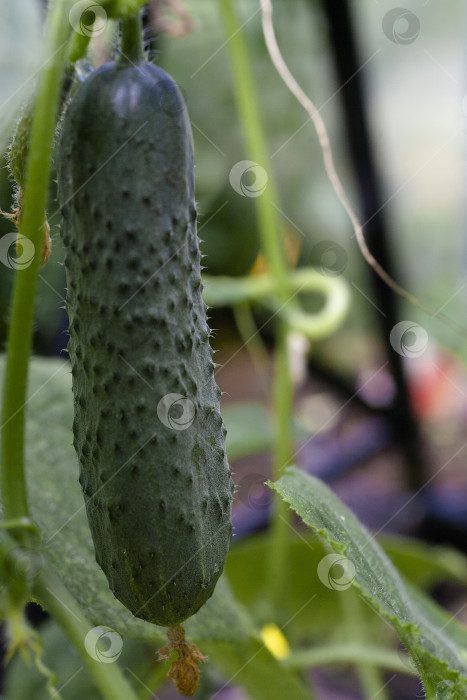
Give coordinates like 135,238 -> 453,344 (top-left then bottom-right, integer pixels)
1,0 -> 72,523
34,567 -> 139,700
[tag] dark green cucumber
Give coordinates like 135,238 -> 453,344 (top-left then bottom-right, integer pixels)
58,54 -> 233,627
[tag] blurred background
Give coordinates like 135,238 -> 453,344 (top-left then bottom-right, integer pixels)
3,0 -> 467,697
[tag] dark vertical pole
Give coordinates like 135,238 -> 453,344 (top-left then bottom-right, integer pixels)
317,0 -> 425,490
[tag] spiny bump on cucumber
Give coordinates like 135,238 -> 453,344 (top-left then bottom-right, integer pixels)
58,19 -> 233,632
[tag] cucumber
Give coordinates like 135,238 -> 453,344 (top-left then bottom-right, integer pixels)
57,42 -> 233,627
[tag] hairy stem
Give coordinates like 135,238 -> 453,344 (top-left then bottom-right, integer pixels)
1,0 -> 72,521
119,13 -> 144,63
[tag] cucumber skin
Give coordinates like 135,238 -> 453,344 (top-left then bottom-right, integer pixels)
58,61 -> 234,627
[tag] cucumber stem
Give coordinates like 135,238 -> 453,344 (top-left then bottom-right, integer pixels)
119,14 -> 144,64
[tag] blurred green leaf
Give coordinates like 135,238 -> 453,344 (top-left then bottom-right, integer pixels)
204,638 -> 314,700
0,0 -> 43,150
227,531 -> 467,657
269,467 -> 467,698
223,401 -> 313,461
226,533 -> 392,648
199,189 -> 260,276
380,534 -> 467,589
223,403 -> 273,461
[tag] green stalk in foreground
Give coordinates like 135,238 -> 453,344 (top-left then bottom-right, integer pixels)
34,566 -> 140,700
218,0 -> 287,297
0,0 -> 71,522
218,0 -> 294,619
340,592 -> 390,700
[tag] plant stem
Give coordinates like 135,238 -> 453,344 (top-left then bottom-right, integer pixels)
119,14 -> 144,63
0,0 -> 72,522
284,643 -> 416,676
34,566 -> 140,700
218,0 -> 288,298
218,0 -> 295,619
340,591 -> 390,700
67,31 -> 91,64
268,320 -> 294,616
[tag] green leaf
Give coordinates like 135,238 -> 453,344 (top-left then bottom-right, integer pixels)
269,467 -> 467,698
380,534 -> 467,589
204,638 -> 314,700
226,531 -> 467,644
223,403 -> 311,462
226,533 -> 394,648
